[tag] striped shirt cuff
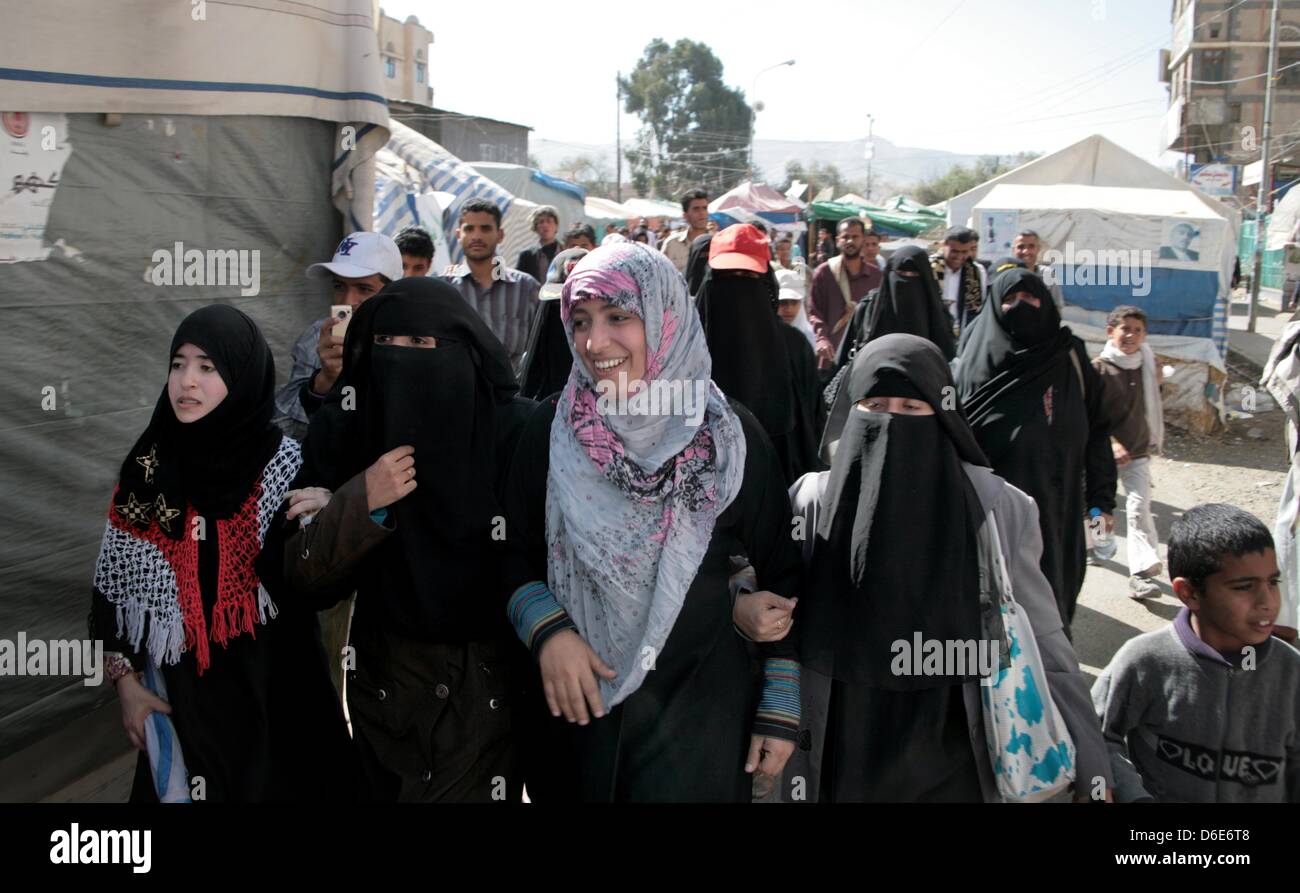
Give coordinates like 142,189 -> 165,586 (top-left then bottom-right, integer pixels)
508,581 -> 577,656
754,658 -> 801,741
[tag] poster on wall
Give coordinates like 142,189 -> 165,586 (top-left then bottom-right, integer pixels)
976,209 -> 1019,260
1159,218 -> 1202,262
0,112 -> 73,264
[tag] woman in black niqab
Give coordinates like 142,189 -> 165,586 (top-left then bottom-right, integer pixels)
301,277 -> 522,640
954,267 -> 1117,627
695,261 -> 822,482
800,333 -> 993,802
861,245 -> 956,359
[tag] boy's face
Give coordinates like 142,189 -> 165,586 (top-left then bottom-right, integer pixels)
402,253 -> 431,278
1107,316 -> 1147,355
1175,548 -> 1281,653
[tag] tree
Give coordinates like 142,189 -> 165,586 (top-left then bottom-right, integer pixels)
782,159 -> 847,201
913,153 -> 1041,206
551,153 -> 617,197
620,39 -> 752,199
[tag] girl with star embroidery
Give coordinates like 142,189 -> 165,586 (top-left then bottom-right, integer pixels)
89,305 -> 357,802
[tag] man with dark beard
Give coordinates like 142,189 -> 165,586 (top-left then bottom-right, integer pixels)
955,268 -> 1117,631
808,217 -> 882,371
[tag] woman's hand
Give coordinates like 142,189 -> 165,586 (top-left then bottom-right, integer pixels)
116,673 -> 172,751
365,445 -> 416,511
733,592 -> 797,642
746,735 -> 795,777
537,629 -> 617,725
284,487 -> 332,522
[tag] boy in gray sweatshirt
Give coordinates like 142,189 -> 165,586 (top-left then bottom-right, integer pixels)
1092,503 -> 1300,802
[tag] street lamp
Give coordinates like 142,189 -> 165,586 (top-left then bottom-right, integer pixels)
750,59 -> 796,180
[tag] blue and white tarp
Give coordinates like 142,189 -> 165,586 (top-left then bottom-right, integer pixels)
375,119 -> 538,267
971,183 -> 1235,356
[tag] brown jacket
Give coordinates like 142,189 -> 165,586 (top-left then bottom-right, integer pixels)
283,471 -> 393,608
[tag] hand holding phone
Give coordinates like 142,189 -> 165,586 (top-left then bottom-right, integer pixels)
331,304 -> 353,338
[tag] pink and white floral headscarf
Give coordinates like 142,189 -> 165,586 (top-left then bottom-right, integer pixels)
547,243 -> 746,707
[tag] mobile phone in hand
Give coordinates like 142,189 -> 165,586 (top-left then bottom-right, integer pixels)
331,304 -> 352,338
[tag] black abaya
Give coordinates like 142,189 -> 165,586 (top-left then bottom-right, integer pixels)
955,269 -> 1117,626
501,398 -> 802,802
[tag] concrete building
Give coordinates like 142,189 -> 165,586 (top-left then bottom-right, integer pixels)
378,9 -> 433,105
375,9 -> 530,165
390,100 -> 532,166
1163,0 -> 1300,206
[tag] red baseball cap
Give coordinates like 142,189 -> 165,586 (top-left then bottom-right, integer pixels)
709,224 -> 770,274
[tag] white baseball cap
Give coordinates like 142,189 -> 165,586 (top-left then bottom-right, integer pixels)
306,231 -> 404,284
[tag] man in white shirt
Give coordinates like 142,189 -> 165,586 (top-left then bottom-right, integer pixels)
659,188 -> 710,274
932,226 -> 986,334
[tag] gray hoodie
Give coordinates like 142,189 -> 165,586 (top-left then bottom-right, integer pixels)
1092,607 -> 1300,802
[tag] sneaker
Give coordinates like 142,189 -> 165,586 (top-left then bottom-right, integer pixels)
1129,575 -> 1160,600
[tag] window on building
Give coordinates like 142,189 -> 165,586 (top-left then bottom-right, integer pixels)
1283,48 -> 1300,88
1198,49 -> 1228,82
1209,22 -> 1221,39
416,62 -> 425,84
386,58 -> 396,78
1230,102 -> 1242,123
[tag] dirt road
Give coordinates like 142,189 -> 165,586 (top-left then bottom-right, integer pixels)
1073,352 -> 1290,680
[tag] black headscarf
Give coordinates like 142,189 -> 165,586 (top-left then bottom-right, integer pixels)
301,278 -> 519,638
686,232 -> 713,297
695,264 -> 796,439
954,267 -> 1097,621
863,245 -> 956,360
114,304 -> 282,534
955,267 -> 1072,439
803,333 -> 988,689
518,248 -> 587,400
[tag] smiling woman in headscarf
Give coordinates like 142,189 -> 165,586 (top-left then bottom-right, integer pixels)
955,267 -> 1117,630
781,333 -> 1111,802
696,224 -> 823,483
500,243 -> 803,802
287,277 -> 536,802
90,304 -> 356,802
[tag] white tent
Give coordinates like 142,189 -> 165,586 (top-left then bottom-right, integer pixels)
954,136 -> 1239,362
948,134 -> 1240,236
967,179 -> 1235,431
970,182 -> 1235,322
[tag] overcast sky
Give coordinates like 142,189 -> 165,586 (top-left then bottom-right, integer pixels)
381,0 -> 1173,164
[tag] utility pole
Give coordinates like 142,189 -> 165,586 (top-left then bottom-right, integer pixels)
865,114 -> 875,202
1249,0 -> 1281,333
615,72 -> 623,203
